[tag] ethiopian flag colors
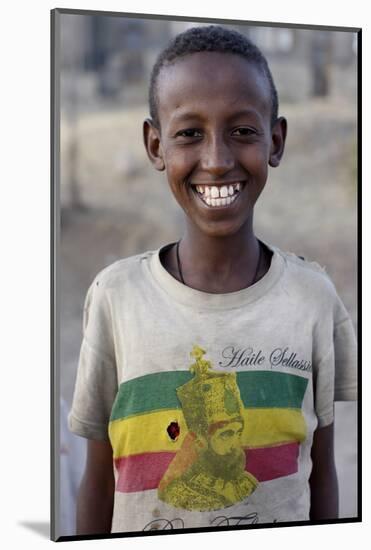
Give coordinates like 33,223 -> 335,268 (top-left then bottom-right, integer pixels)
108,370 -> 308,493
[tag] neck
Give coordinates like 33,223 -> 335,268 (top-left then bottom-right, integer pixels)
174,218 -> 264,292
183,223 -> 259,270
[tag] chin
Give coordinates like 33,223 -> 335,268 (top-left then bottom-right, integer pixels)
195,218 -> 249,239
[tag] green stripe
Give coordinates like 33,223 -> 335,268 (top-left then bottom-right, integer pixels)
238,371 -> 308,409
110,370 -> 308,422
110,371 -> 192,421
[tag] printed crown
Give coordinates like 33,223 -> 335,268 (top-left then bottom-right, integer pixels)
176,345 -> 244,435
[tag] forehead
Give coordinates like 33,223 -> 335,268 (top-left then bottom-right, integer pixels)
156,51 -> 271,125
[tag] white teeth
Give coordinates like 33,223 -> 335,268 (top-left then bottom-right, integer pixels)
200,193 -> 237,208
194,182 -> 243,207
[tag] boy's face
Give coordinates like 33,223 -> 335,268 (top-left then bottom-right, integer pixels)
144,51 -> 286,238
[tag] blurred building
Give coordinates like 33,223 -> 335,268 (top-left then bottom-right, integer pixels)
60,14 -> 172,107
59,13 -> 357,110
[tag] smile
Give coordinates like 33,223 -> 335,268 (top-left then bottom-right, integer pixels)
191,182 -> 244,208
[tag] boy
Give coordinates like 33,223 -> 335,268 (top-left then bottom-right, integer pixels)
68,25 -> 357,535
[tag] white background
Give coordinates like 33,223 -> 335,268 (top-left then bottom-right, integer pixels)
1,0 -> 367,548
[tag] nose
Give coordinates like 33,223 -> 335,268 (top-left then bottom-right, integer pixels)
200,134 -> 235,177
230,438 -> 239,451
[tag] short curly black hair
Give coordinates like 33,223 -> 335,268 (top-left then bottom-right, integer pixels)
148,25 -> 279,130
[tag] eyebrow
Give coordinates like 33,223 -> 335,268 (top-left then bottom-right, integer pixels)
169,108 -> 262,124
228,109 -> 262,120
170,111 -> 205,123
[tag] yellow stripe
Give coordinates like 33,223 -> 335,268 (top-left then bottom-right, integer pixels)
109,408 -> 307,459
245,408 -> 306,448
109,410 -> 188,459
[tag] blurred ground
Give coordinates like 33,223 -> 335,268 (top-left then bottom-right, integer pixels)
60,96 -> 358,521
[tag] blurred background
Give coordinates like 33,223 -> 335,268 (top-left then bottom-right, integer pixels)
57,12 -> 358,537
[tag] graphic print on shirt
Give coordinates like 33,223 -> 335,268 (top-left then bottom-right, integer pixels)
158,345 -> 258,511
108,344 -> 308,512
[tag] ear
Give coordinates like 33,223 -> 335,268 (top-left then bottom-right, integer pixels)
143,118 -> 165,171
269,116 -> 287,168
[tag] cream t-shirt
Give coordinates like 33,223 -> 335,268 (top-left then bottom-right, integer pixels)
68,242 -> 357,533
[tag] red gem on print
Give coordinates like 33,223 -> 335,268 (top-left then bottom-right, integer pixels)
167,421 -> 180,441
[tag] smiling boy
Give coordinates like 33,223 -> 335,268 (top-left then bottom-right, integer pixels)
68,25 -> 357,535
144,42 -> 284,293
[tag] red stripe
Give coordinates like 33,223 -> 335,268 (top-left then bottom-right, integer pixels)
115,452 -> 175,492
246,442 -> 299,481
114,442 -> 299,493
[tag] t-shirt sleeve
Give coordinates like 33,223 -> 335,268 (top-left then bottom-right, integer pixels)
68,276 -> 118,441
314,291 -> 357,428
333,311 -> 357,402
313,346 -> 335,428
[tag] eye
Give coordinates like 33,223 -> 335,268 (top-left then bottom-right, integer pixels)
231,127 -> 257,137
175,128 -> 202,138
219,429 -> 234,440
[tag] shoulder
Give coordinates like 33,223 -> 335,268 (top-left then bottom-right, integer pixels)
272,246 -> 354,331
82,250 -> 158,317
271,244 -> 340,305
89,249 -> 157,292
278,248 -> 328,277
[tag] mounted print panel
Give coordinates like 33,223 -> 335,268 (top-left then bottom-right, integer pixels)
51,7 -> 360,542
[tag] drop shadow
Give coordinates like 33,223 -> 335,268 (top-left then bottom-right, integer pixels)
18,521 -> 50,539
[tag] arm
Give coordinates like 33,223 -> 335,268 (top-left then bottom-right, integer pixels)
76,439 -> 115,535
309,421 -> 339,520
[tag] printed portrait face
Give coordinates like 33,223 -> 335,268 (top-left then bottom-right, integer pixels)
208,420 -> 244,456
